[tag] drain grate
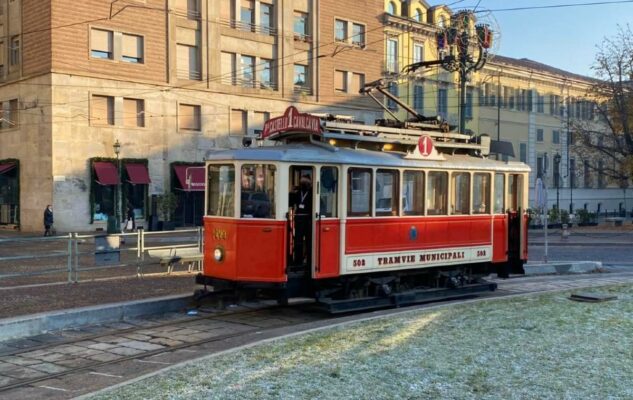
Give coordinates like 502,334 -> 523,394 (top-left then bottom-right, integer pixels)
569,292 -> 618,302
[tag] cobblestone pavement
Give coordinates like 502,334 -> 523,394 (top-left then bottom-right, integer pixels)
1,271 -> 633,399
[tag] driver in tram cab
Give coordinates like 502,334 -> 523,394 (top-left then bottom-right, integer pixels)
291,174 -> 313,265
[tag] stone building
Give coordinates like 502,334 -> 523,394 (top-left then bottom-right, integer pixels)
0,0 -> 384,232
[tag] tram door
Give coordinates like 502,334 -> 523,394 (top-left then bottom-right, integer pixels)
288,166 -> 315,275
315,166 -> 340,278
507,174 -> 526,274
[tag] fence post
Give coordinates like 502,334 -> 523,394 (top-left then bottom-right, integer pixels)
67,233 -> 73,283
136,228 -> 143,277
73,233 -> 79,282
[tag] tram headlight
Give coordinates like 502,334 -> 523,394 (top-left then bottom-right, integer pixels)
213,247 -> 224,262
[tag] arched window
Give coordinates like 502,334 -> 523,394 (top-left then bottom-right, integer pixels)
438,15 -> 447,28
388,1 -> 397,15
414,9 -> 423,22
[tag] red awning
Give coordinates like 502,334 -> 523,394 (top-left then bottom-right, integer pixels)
125,163 -> 151,184
0,162 -> 16,175
93,161 -> 120,185
173,165 -> 205,191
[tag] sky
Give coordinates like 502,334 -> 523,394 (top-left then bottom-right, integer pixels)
441,0 -> 633,77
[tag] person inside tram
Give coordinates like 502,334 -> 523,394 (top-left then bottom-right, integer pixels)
290,174 -> 312,265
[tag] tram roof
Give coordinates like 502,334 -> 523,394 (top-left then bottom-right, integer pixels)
206,144 -> 530,172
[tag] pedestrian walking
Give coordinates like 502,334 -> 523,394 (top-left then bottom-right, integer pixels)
43,204 -> 54,236
125,202 -> 136,231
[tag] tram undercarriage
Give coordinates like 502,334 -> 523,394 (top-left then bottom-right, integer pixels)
195,262 -> 506,313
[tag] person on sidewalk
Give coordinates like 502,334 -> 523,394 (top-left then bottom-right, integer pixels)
43,205 -> 54,236
125,202 -> 136,231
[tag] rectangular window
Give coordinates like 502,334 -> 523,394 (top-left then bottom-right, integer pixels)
335,19 -> 347,42
293,11 -> 308,37
413,43 -> 423,63
451,172 -> 470,215
0,99 -> 18,129
507,174 -> 522,212
91,95 -> 114,126
260,58 -> 273,89
240,0 -> 255,31
375,169 -> 399,216
90,29 -> 112,59
320,167 -> 338,218
334,70 -> 347,93
221,51 -> 236,85
537,95 -> 545,113
240,164 -> 276,218
252,111 -> 269,136
494,173 -> 504,214
178,103 -> 201,131
122,34 -> 143,63
570,158 -> 576,189
427,171 -> 448,215
567,130 -> 574,145
123,98 -> 145,128
465,88 -> 473,119
348,168 -> 371,216
553,130 -> 560,144
294,64 -> 308,90
438,88 -> 448,118
350,73 -> 364,94
207,164 -> 235,217
403,170 -> 424,216
176,0 -> 200,19
584,161 -> 592,188
0,40 -> 5,76
177,44 -> 200,80
230,109 -> 247,135
240,55 -> 255,87
260,2 -> 274,34
9,36 -> 19,66
473,173 -> 491,214
413,85 -> 424,113
387,82 -> 398,110
386,39 -> 398,72
352,23 -> 365,46
598,160 -> 605,188
536,128 -> 544,142
519,143 -> 527,163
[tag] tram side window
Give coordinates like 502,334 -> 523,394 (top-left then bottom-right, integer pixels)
403,170 -> 424,216
427,171 -> 448,215
451,172 -> 470,215
207,164 -> 235,217
375,169 -> 399,216
348,168 -> 372,217
320,166 -> 338,218
494,173 -> 505,214
473,173 -> 491,214
507,174 -> 522,212
240,164 -> 276,218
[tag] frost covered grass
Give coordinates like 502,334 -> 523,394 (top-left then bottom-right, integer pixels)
91,285 -> 633,400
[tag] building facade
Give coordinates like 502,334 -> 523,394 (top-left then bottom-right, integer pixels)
0,0 -> 384,232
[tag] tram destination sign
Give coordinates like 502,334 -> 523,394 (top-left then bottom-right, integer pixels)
261,106 -> 322,139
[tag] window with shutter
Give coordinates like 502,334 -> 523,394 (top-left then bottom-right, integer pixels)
123,98 -> 145,128
122,34 -> 143,63
334,70 -> 347,93
91,95 -> 114,126
179,104 -> 201,131
91,29 -> 113,59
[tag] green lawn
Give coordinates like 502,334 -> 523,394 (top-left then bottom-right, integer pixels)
91,285 -> 633,400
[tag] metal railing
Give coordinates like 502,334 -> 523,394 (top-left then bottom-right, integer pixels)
0,228 -> 203,289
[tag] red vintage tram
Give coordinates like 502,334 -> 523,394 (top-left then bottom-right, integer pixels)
196,105 -> 529,312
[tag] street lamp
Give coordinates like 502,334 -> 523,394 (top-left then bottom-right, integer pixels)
113,139 -> 121,232
554,153 -> 561,211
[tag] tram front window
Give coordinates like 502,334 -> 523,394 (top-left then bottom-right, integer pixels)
207,164 -> 235,217
241,164 -> 276,218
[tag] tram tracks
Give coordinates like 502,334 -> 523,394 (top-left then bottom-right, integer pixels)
1,271 -> 633,398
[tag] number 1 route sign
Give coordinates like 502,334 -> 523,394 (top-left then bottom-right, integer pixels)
418,135 -> 434,157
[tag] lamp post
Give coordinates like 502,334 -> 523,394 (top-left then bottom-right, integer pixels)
113,139 -> 121,232
554,153 -> 561,211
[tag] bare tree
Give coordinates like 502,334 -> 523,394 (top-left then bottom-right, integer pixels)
571,25 -> 633,188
